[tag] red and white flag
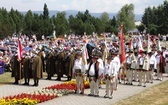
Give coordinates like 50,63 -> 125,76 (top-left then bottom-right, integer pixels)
82,42 -> 89,65
118,25 -> 126,63
17,38 -> 22,60
138,36 -> 144,51
147,34 -> 152,53
129,38 -> 133,50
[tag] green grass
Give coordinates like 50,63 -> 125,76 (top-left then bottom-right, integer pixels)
0,72 -> 13,85
114,80 -> 168,105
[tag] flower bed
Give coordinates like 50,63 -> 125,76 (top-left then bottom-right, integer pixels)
0,80 -> 90,105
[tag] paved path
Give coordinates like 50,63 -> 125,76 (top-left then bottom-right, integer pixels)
0,74 -> 168,105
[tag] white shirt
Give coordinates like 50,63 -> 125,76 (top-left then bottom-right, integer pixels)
112,56 -> 120,72
73,58 -> 85,73
156,55 -> 160,64
88,62 -> 96,76
97,58 -> 104,76
126,55 -> 132,64
149,55 -> 157,69
104,63 -> 112,75
139,56 -> 144,65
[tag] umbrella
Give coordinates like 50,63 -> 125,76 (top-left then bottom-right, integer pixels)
4,42 -> 15,46
41,44 -> 48,47
0,47 -> 6,51
23,47 -> 32,51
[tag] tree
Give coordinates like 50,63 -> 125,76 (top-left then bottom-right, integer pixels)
43,3 -> 49,20
116,4 -> 135,33
53,12 -> 69,35
100,12 -> 109,24
24,10 -> 33,34
136,23 -> 145,33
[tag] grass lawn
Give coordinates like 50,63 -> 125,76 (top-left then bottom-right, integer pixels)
0,72 -> 49,86
114,80 -> 168,105
0,72 -> 14,85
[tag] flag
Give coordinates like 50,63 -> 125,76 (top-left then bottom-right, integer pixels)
157,38 -> 162,51
118,25 -> 126,63
138,36 -> 144,51
82,42 -> 89,65
129,38 -> 133,50
147,34 -> 152,53
17,38 -> 22,60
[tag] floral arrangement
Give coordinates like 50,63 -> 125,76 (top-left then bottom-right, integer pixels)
0,80 -> 90,105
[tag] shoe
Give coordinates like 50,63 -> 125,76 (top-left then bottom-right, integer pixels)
88,94 -> 94,96
56,78 -> 61,81
132,79 -> 136,81
23,83 -> 29,85
104,95 -> 109,98
160,78 -> 163,81
137,84 -> 141,86
32,83 -> 38,86
13,82 -> 18,84
80,92 -> 83,94
150,81 -> 153,84
130,83 -> 133,85
109,96 -> 113,99
46,78 -> 51,80
94,95 -> 99,97
143,85 -> 146,87
119,82 -> 121,84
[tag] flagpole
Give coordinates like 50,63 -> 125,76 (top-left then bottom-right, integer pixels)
119,24 -> 126,84
17,38 -> 22,84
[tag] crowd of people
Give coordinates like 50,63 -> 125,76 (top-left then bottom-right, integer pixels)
0,33 -> 168,99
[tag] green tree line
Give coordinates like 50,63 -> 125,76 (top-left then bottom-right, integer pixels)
0,3 -> 135,39
141,0 -> 168,35
1,1 -> 168,39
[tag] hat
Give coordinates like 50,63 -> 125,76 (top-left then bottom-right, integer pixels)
148,52 -> 153,55
139,50 -> 144,54
76,51 -> 82,56
91,48 -> 101,58
106,56 -> 112,60
161,46 -> 166,49
100,42 -> 105,46
127,50 -> 133,53
75,48 -> 82,52
109,48 -> 118,55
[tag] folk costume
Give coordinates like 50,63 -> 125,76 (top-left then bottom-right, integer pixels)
104,56 -> 114,99
147,52 -> 157,83
87,49 -> 102,97
126,50 -> 134,85
73,51 -> 86,94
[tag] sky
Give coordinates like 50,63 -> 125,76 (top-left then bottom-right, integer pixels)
0,0 -> 165,14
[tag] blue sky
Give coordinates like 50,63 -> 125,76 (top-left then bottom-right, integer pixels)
0,0 -> 165,14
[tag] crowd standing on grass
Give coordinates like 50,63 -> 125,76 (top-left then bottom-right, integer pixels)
0,33 -> 168,99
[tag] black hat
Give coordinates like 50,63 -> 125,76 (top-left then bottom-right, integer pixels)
127,50 -> 133,53
76,51 -> 82,56
91,48 -> 102,58
106,56 -> 112,60
161,46 -> 166,49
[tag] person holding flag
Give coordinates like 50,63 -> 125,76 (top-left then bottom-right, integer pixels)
118,25 -> 126,84
11,38 -> 23,84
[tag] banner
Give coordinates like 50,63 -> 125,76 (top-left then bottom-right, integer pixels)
118,25 -> 126,63
17,38 -> 22,60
